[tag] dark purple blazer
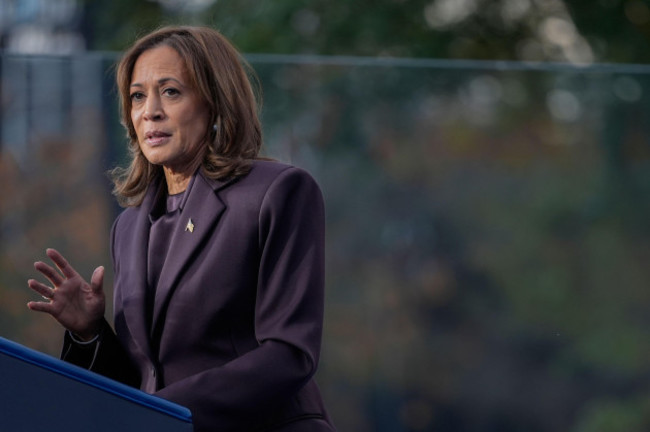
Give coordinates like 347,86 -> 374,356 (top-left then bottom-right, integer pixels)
62,161 -> 334,432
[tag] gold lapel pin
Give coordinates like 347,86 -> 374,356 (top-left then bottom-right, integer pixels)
185,218 -> 195,233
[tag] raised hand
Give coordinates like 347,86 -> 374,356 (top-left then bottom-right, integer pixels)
27,248 -> 106,341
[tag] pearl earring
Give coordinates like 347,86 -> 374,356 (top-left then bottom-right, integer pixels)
213,124 -> 218,132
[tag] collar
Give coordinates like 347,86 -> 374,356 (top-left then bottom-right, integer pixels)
148,170 -> 198,222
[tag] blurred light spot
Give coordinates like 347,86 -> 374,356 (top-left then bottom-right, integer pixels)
467,75 -> 503,106
466,75 -> 503,112
501,0 -> 531,23
546,89 -> 582,122
155,0 -> 216,13
540,17 -> 577,48
612,76 -> 643,102
6,25 -> 85,54
459,75 -> 500,104
563,38 -> 595,65
502,79 -> 528,107
538,16 -> 594,64
292,9 -> 321,36
625,1 -> 650,25
1,0 -> 80,27
424,0 -> 478,29
458,75 -> 502,126
417,95 -> 443,123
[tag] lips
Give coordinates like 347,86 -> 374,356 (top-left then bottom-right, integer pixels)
144,130 -> 171,146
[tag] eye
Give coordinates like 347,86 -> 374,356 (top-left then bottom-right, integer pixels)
130,91 -> 145,102
163,88 -> 180,97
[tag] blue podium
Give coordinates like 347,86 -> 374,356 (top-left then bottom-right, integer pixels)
0,336 -> 193,431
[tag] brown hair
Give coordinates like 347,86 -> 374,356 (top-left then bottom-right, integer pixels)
112,26 -> 262,206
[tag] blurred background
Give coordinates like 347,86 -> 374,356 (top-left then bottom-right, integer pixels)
1,0 -> 650,431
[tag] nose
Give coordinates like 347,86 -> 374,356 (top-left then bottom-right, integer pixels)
143,94 -> 164,121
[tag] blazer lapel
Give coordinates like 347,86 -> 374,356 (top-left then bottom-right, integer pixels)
118,177 -> 162,360
151,172 -> 227,335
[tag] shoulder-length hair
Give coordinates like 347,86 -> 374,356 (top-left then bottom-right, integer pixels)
112,26 -> 262,207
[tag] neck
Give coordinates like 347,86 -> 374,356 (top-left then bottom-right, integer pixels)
162,150 -> 204,195
163,165 -> 198,195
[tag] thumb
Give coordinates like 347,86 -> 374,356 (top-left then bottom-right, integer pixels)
90,266 -> 105,293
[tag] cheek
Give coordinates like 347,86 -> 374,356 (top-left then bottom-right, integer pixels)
183,112 -> 208,142
131,110 -> 143,137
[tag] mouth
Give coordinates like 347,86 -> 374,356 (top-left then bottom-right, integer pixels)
144,130 -> 171,146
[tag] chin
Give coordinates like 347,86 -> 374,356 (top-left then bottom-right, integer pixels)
141,150 -> 167,165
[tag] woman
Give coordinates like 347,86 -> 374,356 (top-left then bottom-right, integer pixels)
27,26 -> 335,432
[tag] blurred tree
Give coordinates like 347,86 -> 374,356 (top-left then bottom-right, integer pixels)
80,0 -> 650,64
79,0 -> 165,51
565,0 -> 650,63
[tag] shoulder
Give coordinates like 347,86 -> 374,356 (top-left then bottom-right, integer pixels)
222,160 -> 321,196
215,160 -> 323,217
251,159 -> 294,175
112,205 -> 137,228
254,161 -> 325,237
248,160 -> 320,190
247,160 -> 305,182
252,161 -> 324,215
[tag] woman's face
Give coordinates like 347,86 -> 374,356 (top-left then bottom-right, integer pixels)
130,45 -> 209,174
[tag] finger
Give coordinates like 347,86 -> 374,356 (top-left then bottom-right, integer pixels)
33,261 -> 64,286
27,279 -> 55,299
90,266 -> 105,294
46,248 -> 79,280
27,300 -> 55,314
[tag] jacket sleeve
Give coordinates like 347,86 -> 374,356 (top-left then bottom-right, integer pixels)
60,318 -> 141,387
60,211 -> 140,388
155,167 -> 326,431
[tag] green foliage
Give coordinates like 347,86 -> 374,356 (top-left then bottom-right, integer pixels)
80,0 -> 166,50
82,0 -> 650,64
573,396 -> 650,432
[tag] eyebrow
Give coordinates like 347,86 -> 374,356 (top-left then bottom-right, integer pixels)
130,77 -> 183,88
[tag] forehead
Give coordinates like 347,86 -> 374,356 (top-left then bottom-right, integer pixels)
131,45 -> 188,83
